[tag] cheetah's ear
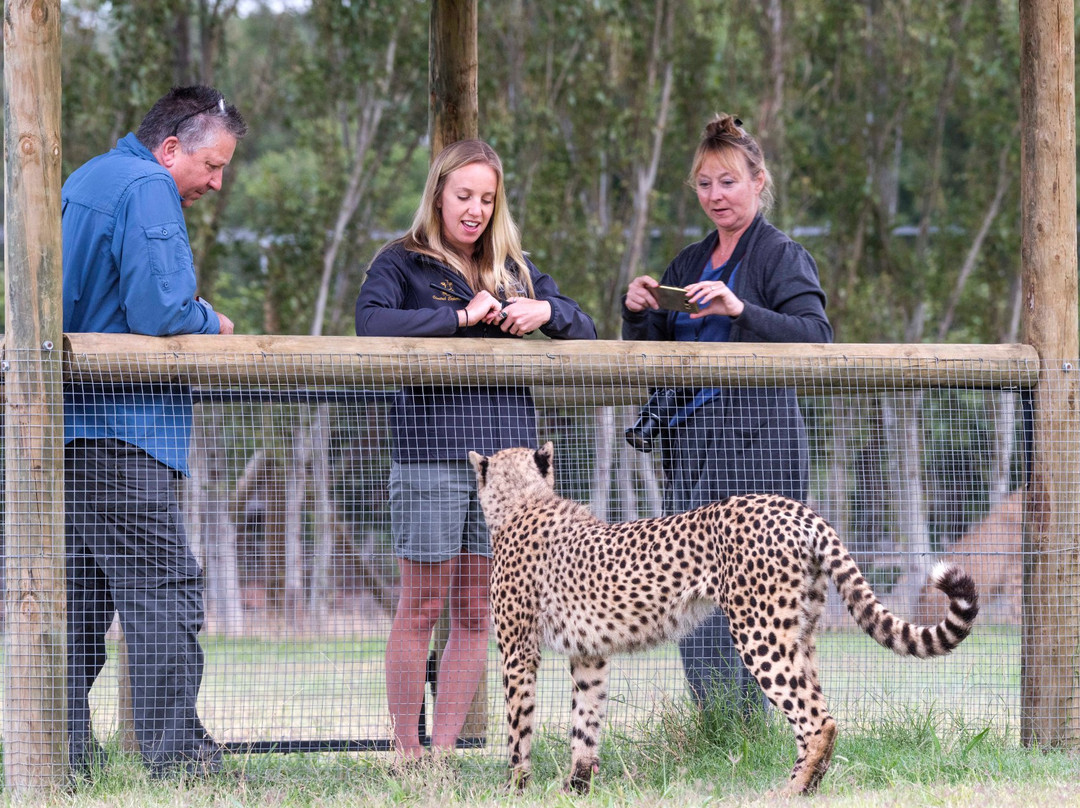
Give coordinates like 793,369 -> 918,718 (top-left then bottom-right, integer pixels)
534,442 -> 554,478
468,451 -> 488,486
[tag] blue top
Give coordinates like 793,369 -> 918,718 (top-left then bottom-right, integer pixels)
62,133 -> 224,473
670,259 -> 738,424
672,259 -> 737,344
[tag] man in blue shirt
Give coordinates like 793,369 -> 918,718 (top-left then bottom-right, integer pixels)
62,85 -> 246,779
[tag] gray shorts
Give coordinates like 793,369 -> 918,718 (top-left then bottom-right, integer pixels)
389,461 -> 492,563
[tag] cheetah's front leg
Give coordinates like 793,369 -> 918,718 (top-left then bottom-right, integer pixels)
499,633 -> 541,791
565,655 -> 609,793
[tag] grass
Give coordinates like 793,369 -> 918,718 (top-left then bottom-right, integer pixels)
190,626 -> 1023,745
8,624 -> 1049,804
59,624 -> 1029,793
24,695 -> 1080,808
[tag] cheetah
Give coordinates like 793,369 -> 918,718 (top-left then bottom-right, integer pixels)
468,442 -> 979,796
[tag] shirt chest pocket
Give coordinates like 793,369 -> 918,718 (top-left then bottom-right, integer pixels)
144,222 -> 194,282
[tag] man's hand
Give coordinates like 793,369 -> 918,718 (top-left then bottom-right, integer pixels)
217,313 -> 235,335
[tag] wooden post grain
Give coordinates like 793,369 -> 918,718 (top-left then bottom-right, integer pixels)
428,0 -> 478,156
1019,0 -> 1080,748
3,0 -> 67,791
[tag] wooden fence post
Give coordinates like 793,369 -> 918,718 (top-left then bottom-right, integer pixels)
1018,0 -> 1080,748
2,0 -> 67,792
428,0 -> 478,157
425,0 -> 488,747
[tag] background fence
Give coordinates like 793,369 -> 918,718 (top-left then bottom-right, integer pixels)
5,336 -> 1074,779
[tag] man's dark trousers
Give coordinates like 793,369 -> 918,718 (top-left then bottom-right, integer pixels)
65,439 -> 212,772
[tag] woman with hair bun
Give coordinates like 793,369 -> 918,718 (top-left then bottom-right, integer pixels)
622,114 -> 832,710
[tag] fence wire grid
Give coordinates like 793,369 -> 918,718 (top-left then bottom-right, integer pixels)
3,342 -> 1074,781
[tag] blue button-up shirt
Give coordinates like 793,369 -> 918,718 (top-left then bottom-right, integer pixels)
62,133 -> 222,473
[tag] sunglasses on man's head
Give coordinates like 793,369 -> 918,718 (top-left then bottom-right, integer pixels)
171,97 -> 227,138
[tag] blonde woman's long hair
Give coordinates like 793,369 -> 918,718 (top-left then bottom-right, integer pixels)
401,139 -> 534,298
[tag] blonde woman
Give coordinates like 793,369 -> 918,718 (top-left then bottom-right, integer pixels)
356,139 -> 595,763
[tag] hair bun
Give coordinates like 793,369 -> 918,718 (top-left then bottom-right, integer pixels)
705,114 -> 744,139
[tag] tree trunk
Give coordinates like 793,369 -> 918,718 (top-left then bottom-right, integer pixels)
882,390 -> 932,613
936,137 -> 1015,342
284,419 -> 309,626
632,439 -> 664,518
116,636 -> 139,753
616,451 -> 638,523
608,0 -> 675,328
821,397 -> 855,628
307,405 -> 335,623
427,1 -> 485,739
311,32 -> 399,336
590,406 -> 616,521
990,275 -> 1024,505
755,0 -> 788,218
192,413 -> 244,636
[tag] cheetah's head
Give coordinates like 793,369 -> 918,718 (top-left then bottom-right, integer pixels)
468,442 -> 556,532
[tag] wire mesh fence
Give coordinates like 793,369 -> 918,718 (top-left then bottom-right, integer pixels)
4,338 -> 1078,784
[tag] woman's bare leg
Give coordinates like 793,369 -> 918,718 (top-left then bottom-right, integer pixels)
385,558 -> 454,760
431,552 -> 491,750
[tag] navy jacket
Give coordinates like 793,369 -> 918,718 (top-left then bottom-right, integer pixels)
356,242 -> 596,461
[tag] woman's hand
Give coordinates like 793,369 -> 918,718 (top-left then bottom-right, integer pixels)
625,275 -> 661,312
496,297 -> 552,336
460,290 -> 504,328
685,279 -> 745,319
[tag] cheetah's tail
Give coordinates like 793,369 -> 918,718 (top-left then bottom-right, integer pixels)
839,560 -> 979,659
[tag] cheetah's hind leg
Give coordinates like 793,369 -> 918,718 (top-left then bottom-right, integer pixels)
742,623 -> 838,794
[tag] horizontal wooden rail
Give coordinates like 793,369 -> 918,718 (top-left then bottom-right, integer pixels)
0,336 -> 1043,404
59,334 -> 1039,388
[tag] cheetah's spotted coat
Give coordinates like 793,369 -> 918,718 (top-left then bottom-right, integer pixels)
469,443 -> 980,795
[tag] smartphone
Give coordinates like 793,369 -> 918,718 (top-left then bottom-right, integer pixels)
653,285 -> 701,313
